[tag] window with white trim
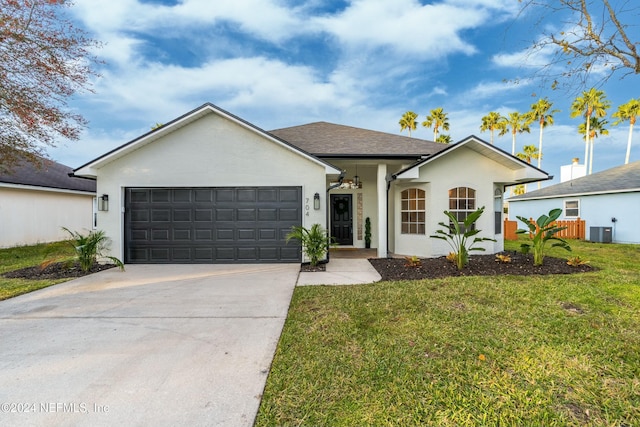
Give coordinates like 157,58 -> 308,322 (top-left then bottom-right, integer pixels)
401,188 -> 425,234
449,187 -> 476,232
564,199 -> 580,218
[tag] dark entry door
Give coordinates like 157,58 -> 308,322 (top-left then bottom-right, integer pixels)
331,194 -> 352,245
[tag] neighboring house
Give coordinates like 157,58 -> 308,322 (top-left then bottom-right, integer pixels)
508,161 -> 640,244
0,155 -> 96,248
72,103 -> 549,264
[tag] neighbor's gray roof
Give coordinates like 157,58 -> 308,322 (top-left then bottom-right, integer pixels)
269,122 -> 445,158
509,160 -> 640,200
0,155 -> 96,193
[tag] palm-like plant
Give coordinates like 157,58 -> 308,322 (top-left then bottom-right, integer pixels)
63,228 -> 124,272
612,98 -> 640,164
480,111 -> 506,145
516,144 -> 541,193
436,134 -> 452,144
579,117 -> 609,143
500,111 -> 533,155
570,88 -> 611,175
422,107 -> 449,141
530,98 -> 559,188
399,111 -> 418,137
285,224 -> 334,267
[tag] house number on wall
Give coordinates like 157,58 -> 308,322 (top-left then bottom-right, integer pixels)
305,198 -> 310,216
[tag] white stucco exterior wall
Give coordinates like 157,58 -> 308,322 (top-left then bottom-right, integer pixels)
92,113 -> 332,261
509,192 -> 640,244
393,147 -> 528,258
0,187 -> 94,248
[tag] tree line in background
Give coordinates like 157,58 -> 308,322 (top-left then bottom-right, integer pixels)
399,91 -> 639,193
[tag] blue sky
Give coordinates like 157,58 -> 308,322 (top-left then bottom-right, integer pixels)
51,0 -> 639,186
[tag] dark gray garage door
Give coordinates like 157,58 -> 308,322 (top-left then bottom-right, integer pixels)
125,187 -> 302,263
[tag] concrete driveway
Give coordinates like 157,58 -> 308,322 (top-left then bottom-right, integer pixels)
0,264 -> 299,427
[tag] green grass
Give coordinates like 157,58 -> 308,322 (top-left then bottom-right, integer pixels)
0,241 -> 75,300
256,239 -> 640,427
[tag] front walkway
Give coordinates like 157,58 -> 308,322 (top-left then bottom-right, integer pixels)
296,257 -> 381,286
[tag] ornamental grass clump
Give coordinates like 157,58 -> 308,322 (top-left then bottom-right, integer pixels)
430,206 -> 496,270
515,208 -> 571,266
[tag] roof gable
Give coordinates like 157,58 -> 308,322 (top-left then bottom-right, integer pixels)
394,135 -> 550,183
509,160 -> 640,200
74,103 -> 341,177
269,122 -> 445,158
0,154 -> 95,193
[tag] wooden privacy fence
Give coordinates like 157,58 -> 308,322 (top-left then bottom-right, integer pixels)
504,218 -> 586,240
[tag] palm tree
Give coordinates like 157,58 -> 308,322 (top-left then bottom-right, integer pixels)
480,111 -> 506,145
436,134 -> 453,144
500,112 -> 533,155
516,144 -> 541,193
516,144 -> 541,164
529,98 -> 559,188
578,117 -> 609,172
422,107 -> 449,141
612,98 -> 640,164
570,88 -> 611,174
399,111 -> 418,137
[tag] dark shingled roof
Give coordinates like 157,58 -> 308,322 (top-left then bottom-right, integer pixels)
0,155 -> 96,193
269,121 -> 445,158
510,160 -> 640,200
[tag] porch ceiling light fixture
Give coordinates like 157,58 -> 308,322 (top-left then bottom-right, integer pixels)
353,165 -> 361,188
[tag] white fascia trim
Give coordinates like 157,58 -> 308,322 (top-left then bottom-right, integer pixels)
508,188 -> 640,201
0,183 -> 96,196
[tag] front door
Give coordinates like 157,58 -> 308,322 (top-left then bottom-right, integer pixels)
331,194 -> 353,245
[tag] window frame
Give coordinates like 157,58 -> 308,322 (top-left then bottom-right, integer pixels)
564,199 -> 580,218
448,186 -> 476,232
400,188 -> 426,235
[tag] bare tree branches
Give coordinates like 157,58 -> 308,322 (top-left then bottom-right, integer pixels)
519,0 -> 639,89
0,0 -> 101,170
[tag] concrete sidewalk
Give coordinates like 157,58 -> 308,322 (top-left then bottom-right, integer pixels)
296,258 -> 381,286
0,264 -> 299,427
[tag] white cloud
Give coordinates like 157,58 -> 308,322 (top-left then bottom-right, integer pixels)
315,0 -> 489,59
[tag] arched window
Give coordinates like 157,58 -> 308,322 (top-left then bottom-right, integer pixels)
401,188 -> 425,234
449,187 -> 476,231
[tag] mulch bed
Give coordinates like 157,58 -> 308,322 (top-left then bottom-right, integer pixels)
3,261 -> 117,280
368,251 -> 594,281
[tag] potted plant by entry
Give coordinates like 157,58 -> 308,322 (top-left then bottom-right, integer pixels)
365,217 -> 371,249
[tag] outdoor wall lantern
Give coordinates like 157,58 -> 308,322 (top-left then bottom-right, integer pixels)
98,194 -> 109,211
314,192 -> 320,210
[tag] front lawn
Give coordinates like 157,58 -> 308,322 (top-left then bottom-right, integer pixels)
0,241 -> 75,300
256,239 -> 640,427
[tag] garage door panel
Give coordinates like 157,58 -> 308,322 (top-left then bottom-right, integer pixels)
173,209 -> 192,222
151,189 -> 170,202
173,229 -> 191,240
152,229 -> 170,240
195,209 -> 213,222
125,187 -> 302,263
216,209 -> 234,221
237,209 -> 256,221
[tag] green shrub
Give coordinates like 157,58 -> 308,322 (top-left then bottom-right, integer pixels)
515,208 -> 571,266
285,224 -> 334,267
62,228 -> 124,272
430,206 -> 496,270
